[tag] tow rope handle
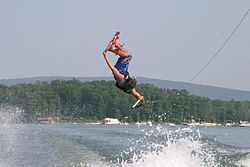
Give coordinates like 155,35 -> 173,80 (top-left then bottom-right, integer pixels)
131,99 -> 143,109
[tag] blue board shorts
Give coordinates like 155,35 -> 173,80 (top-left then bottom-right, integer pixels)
114,54 -> 132,73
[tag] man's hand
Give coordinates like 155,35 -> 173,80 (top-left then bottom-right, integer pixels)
103,50 -> 107,57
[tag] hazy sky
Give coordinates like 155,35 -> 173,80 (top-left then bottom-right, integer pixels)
0,0 -> 250,91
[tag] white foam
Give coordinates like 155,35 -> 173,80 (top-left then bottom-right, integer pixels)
0,105 -> 25,166
0,105 -> 23,124
0,105 -> 24,147
237,154 -> 250,167
120,126 -> 218,167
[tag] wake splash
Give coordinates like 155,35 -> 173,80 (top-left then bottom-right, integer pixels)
0,105 -> 24,124
119,126 -> 218,167
0,105 -> 24,153
238,155 -> 250,167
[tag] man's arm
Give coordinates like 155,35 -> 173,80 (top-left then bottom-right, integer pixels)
103,51 -> 123,81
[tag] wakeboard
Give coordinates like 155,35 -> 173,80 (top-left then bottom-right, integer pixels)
105,31 -> 120,51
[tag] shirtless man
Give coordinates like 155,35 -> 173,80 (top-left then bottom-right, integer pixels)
103,32 -> 144,102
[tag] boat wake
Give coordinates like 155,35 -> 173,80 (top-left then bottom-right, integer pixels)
0,105 -> 25,167
118,126 -> 218,167
238,154 -> 250,167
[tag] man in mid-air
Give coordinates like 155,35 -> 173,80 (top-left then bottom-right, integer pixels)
103,32 -> 144,107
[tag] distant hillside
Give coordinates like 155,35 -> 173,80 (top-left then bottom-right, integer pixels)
0,76 -> 111,86
1,76 -> 250,101
138,77 -> 250,101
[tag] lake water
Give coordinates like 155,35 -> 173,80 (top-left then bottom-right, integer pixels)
0,123 -> 250,167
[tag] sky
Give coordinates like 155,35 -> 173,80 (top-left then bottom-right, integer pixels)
0,0 -> 250,91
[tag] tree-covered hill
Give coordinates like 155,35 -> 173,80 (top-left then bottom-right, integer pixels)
0,79 -> 250,123
1,76 -> 250,101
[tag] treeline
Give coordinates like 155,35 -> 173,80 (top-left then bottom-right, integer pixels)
0,79 -> 250,123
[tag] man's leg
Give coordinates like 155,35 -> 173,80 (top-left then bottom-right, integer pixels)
107,33 -> 120,51
108,37 -> 129,58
